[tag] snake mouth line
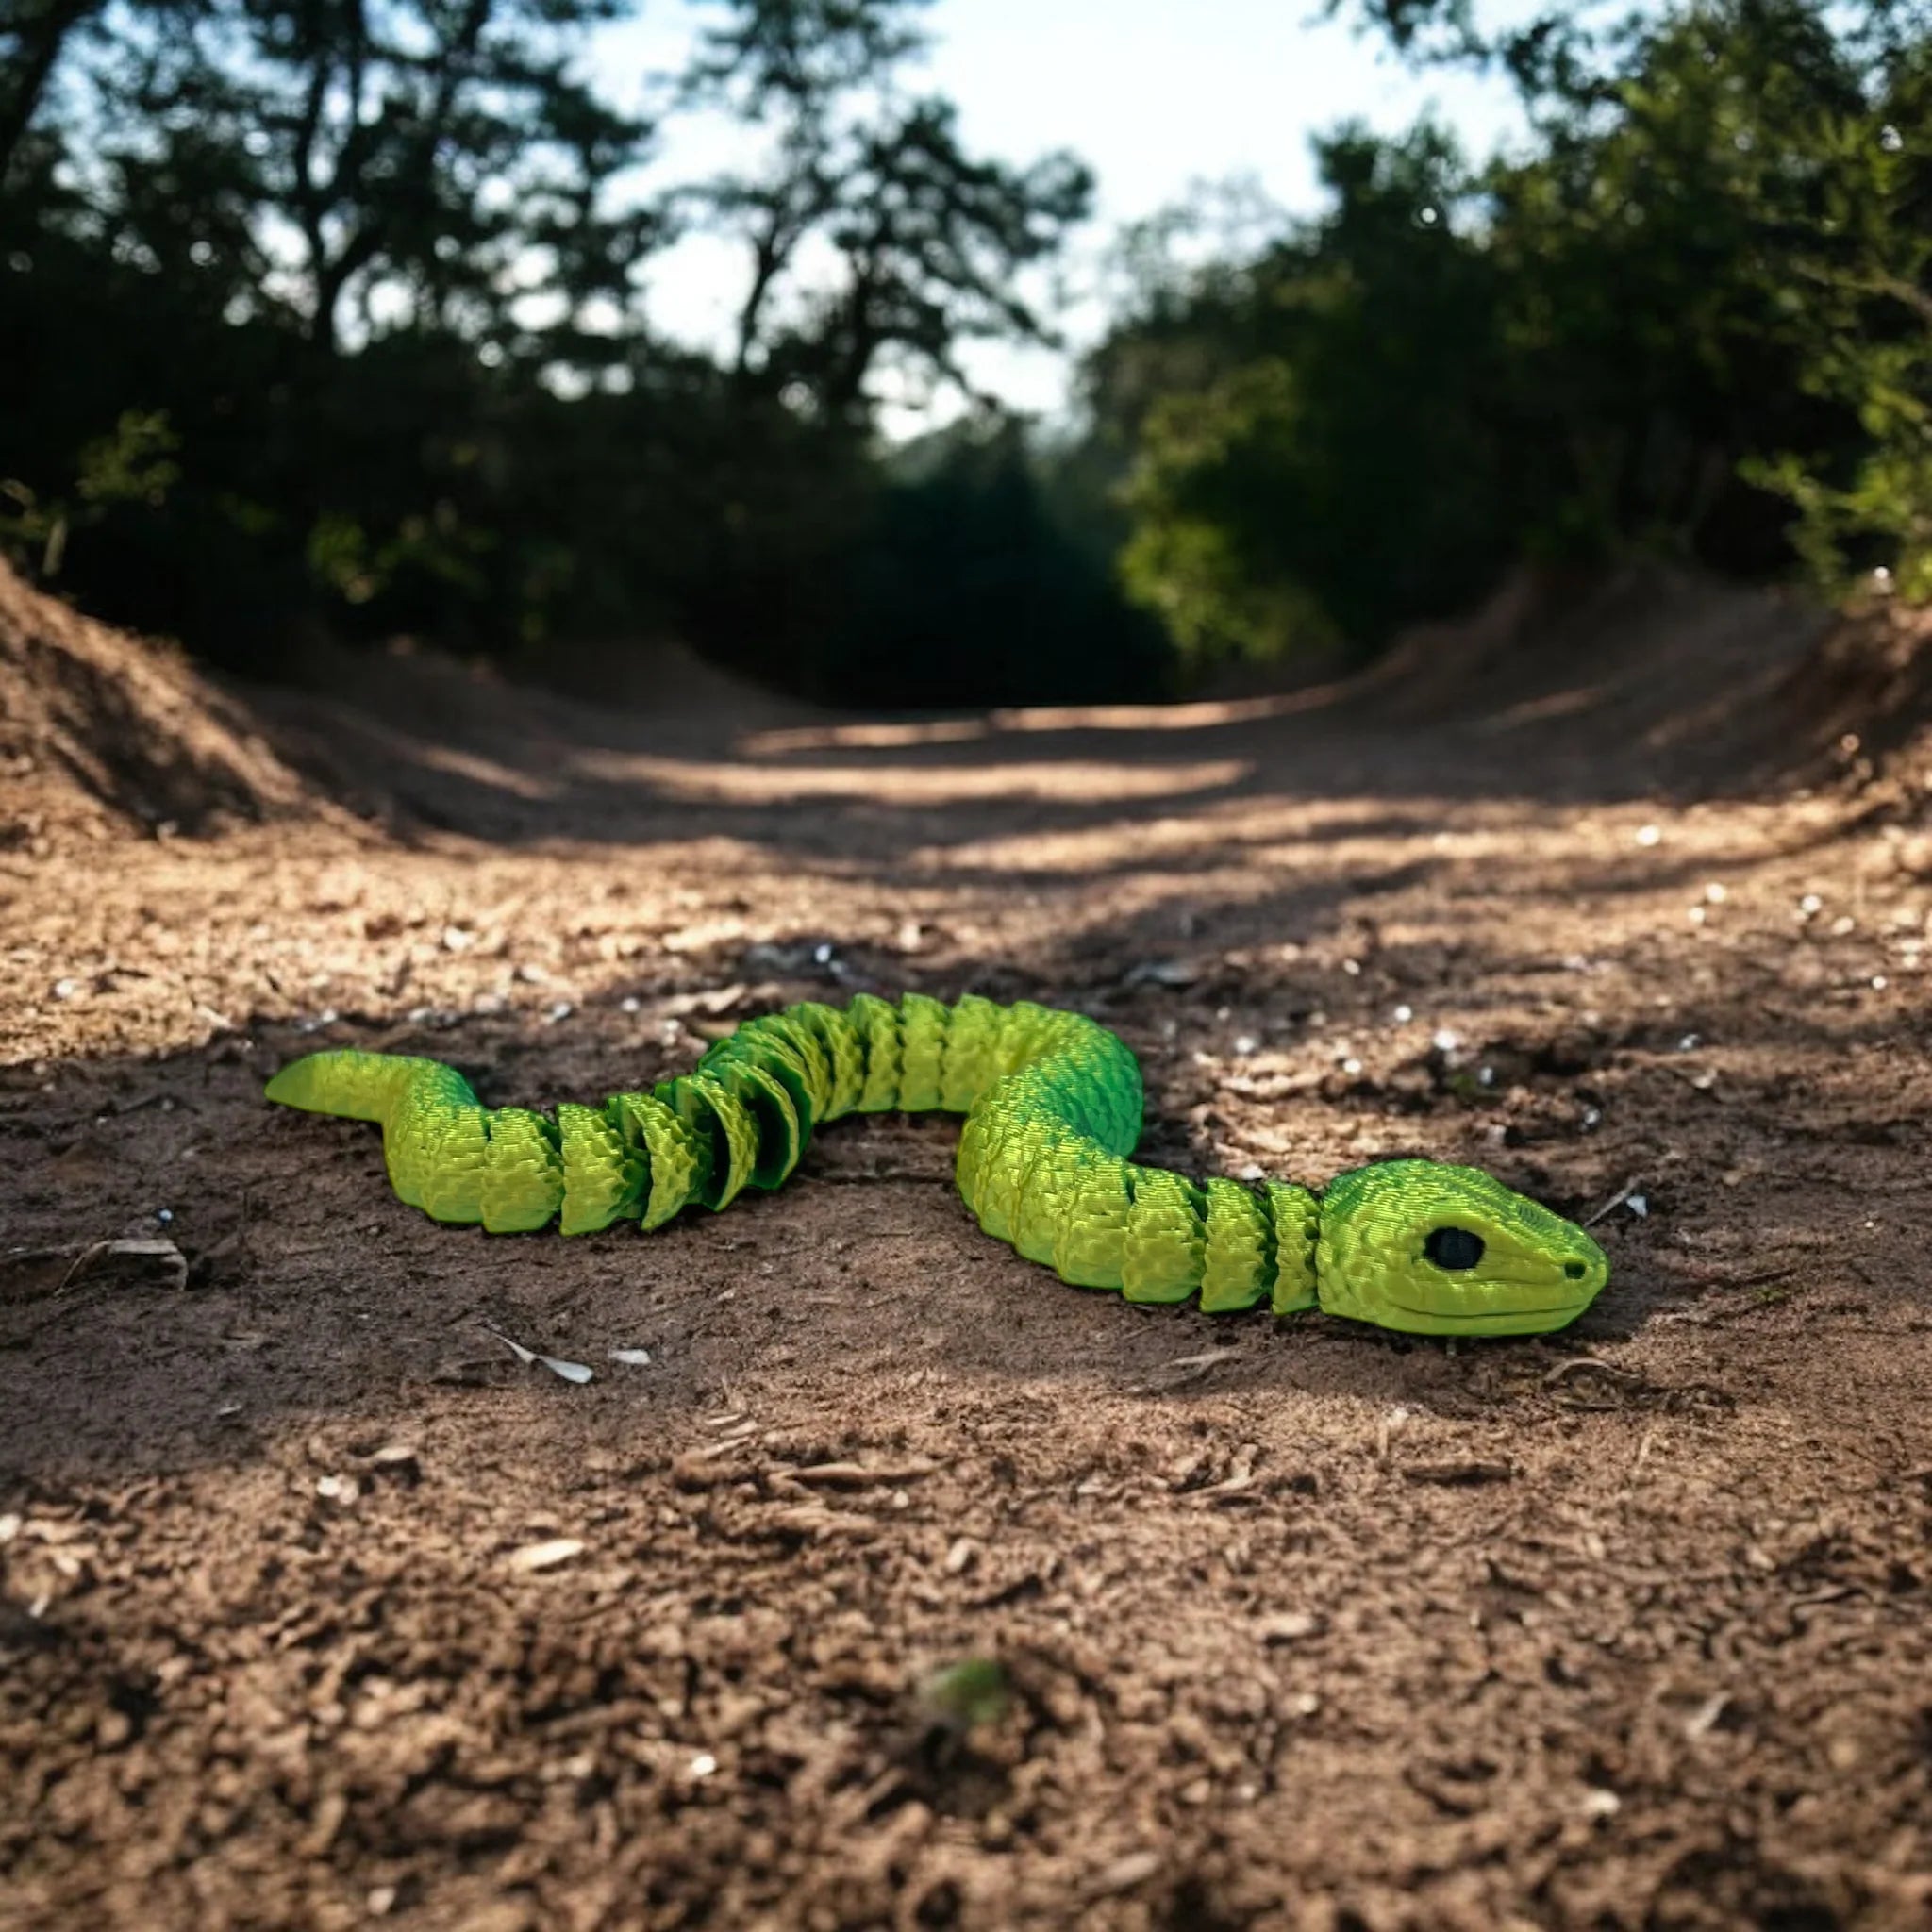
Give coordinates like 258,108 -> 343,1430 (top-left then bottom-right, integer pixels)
1385,1301 -> 1585,1323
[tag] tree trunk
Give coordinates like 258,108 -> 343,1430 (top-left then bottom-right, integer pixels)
0,0 -> 98,191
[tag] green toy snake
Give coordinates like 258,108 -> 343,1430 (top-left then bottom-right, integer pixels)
266,992 -> 1608,1336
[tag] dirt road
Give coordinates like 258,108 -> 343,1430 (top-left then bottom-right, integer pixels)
4,588 -> 1930,1930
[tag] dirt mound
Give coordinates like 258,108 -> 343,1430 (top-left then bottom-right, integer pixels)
0,559 -> 322,847
1360,561 -> 1841,786
1773,590 -> 1932,781
232,628 -> 822,836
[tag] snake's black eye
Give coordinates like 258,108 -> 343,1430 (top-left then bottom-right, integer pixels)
1424,1226 -> 1485,1271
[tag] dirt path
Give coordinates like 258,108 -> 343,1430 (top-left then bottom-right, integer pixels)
4,614 -> 1931,1930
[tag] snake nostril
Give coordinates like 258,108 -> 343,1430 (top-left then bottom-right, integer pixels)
1563,1259 -> 1588,1281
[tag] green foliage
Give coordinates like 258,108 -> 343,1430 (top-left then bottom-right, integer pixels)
1738,45 -> 1932,599
1094,125 -> 1516,667
915,1656 -> 1010,1734
1091,0 -> 1932,670
1118,360 -> 1341,665
1,408 -> 180,578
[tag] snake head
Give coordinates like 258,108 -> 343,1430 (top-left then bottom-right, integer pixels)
1314,1159 -> 1608,1336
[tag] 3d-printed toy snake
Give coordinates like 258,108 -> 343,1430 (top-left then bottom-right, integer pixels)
267,992 -> 1608,1336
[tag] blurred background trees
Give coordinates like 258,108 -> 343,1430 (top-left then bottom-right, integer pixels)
1104,0 -> 1932,672
2,0 -> 1929,706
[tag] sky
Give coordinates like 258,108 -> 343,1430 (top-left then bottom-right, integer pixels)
587,0 -> 1570,432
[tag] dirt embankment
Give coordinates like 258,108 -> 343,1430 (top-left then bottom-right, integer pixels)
4,560 -> 1932,1932
0,563 -> 327,848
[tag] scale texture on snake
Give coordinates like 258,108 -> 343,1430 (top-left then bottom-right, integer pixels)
265,992 -> 1609,1336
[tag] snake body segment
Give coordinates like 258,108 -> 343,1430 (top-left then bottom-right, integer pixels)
266,993 -> 1609,1336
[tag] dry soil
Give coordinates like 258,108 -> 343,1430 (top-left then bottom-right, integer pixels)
3,566 -> 1931,1931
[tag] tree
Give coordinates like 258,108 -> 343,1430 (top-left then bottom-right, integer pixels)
678,0 -> 1092,421
74,0 -> 661,359
0,0 -> 103,188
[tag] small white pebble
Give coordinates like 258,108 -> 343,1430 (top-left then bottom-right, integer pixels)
1684,1692 -> 1729,1740
1703,883 -> 1727,904
1800,893 -> 1823,915
1233,1034 -> 1258,1055
1581,1108 -> 1602,1130
1294,1692 -> 1321,1717
1391,1004 -> 1413,1023
1580,1788 -> 1622,1819
315,1474 -> 358,1504
1690,1072 -> 1716,1091
51,978 -> 78,1000
1677,1034 -> 1700,1052
1341,1058 -> 1362,1076
689,1752 -> 719,1778
812,942 -> 834,964
608,1347 -> 653,1366
544,1000 -> 575,1023
1238,1162 -> 1265,1182
155,1208 -> 174,1224
620,995 -> 641,1014
508,1538 -> 585,1574
1871,974 -> 1889,990
1341,958 -> 1361,976
0,1513 -> 21,1543
1627,1195 -> 1649,1218
1830,916 -> 1856,937
1688,905 -> 1707,925
441,925 -> 475,952
1431,1028 -> 1461,1054
1635,824 -> 1661,846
